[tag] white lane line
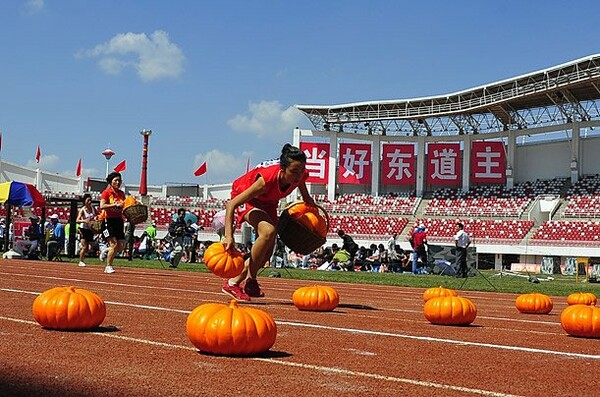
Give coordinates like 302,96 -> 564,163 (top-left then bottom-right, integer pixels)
277,320 -> 600,360
2,287 -> 597,360
0,315 -> 521,397
252,358 -> 523,397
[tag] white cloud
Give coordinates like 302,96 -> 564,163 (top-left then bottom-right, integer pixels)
24,0 -> 44,14
77,30 -> 185,82
63,167 -> 97,178
194,149 -> 253,184
227,100 -> 304,140
26,154 -> 59,169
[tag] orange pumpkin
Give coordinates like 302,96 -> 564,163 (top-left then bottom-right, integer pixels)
560,304 -> 600,338
287,202 -> 328,238
423,286 -> 458,302
32,286 -> 106,330
423,296 -> 477,325
515,293 -> 553,314
203,242 -> 245,278
294,212 -> 327,238
186,300 -> 277,355
287,202 -> 311,216
292,285 -> 339,311
123,196 -> 138,209
566,292 -> 597,306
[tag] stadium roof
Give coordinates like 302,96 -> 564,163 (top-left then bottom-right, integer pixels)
296,53 -> 600,136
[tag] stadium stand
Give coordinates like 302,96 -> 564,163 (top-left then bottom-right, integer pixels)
314,193 -> 420,216
563,174 -> 600,218
423,178 -> 567,218
530,220 -> 600,245
410,218 -> 535,244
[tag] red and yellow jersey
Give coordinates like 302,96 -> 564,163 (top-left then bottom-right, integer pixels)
100,186 -> 126,219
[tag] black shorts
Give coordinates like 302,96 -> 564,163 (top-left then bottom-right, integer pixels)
79,228 -> 94,242
103,218 -> 125,240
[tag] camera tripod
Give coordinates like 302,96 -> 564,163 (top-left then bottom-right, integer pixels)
456,243 -> 497,290
459,264 -> 497,290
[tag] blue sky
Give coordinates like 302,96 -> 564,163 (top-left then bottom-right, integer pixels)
1,0 -> 599,186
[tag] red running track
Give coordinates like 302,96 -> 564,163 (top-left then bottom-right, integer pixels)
1,259 -> 599,397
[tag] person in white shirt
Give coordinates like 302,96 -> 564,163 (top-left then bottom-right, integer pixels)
387,233 -> 397,255
454,222 -> 471,278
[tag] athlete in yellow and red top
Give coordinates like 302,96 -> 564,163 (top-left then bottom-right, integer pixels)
222,144 -> 316,301
99,171 -> 126,274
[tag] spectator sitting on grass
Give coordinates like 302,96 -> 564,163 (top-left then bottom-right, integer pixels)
330,244 -> 353,271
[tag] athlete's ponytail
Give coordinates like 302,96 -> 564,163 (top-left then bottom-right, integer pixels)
279,144 -> 306,169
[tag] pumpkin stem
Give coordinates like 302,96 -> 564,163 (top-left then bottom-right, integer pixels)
67,286 -> 76,292
229,300 -> 239,309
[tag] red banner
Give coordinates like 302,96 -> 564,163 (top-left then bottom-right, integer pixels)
194,162 -> 207,177
338,143 -> 371,184
427,143 -> 461,185
300,142 -> 329,184
471,141 -> 506,183
113,160 -> 127,173
381,143 -> 415,185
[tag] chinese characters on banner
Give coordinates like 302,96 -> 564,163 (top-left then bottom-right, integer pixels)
300,142 -> 329,184
381,143 -> 415,185
427,143 -> 461,185
471,141 -> 506,183
300,141 -> 506,186
338,143 -> 371,184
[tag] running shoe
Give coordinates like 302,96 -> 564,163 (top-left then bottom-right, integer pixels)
104,265 -> 115,274
243,278 -> 265,297
78,261 -> 86,267
222,281 -> 250,301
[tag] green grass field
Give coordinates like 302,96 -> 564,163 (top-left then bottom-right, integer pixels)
63,257 -> 600,296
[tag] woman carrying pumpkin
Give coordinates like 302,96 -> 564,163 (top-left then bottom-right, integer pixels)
222,143 -> 316,301
99,171 -> 126,274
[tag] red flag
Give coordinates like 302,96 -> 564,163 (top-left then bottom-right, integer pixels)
76,159 -> 82,177
113,160 -> 126,173
35,146 -> 41,163
194,162 -> 207,177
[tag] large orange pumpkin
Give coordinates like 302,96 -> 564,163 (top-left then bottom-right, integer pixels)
515,293 -> 553,314
203,242 -> 245,278
560,304 -> 600,338
294,212 -> 327,238
287,202 -> 315,218
123,196 -> 138,209
292,285 -> 340,311
423,286 -> 458,302
288,202 -> 327,238
423,296 -> 477,325
186,300 -> 277,355
32,286 -> 106,330
566,292 -> 597,306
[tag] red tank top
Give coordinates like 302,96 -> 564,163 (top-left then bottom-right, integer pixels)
231,161 -> 308,209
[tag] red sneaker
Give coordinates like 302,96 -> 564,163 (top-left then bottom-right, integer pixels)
244,278 -> 265,297
222,281 -> 250,301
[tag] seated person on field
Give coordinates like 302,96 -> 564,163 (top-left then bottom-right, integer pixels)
46,214 -> 65,261
12,216 -> 43,259
330,244 -> 353,271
